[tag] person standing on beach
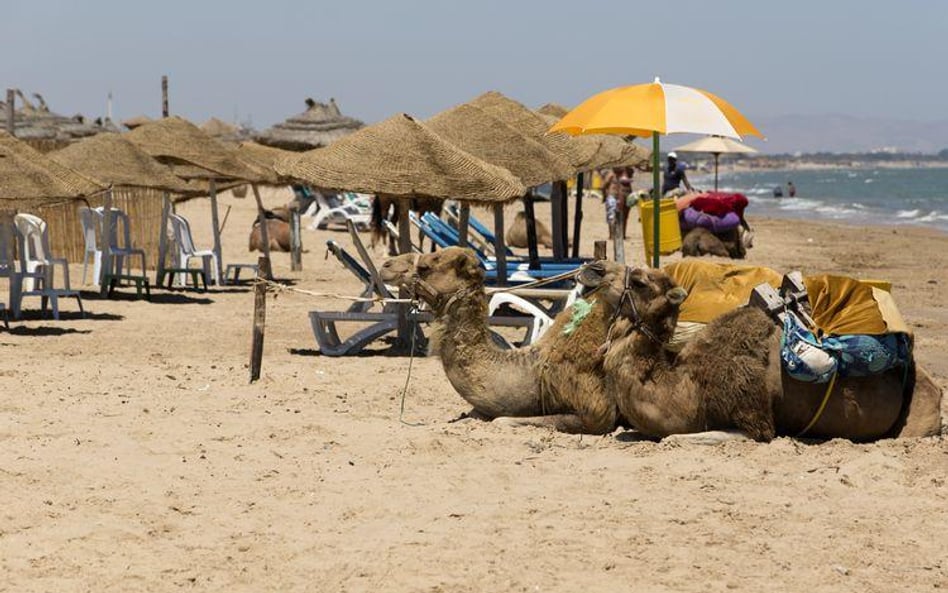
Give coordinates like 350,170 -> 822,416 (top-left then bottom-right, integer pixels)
661,152 -> 694,197
787,180 -> 797,197
601,166 -> 634,238
603,180 -> 619,240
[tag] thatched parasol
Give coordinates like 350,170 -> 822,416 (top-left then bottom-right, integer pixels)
122,115 -> 153,130
536,113 -> 651,171
276,113 -> 525,202
0,130 -> 102,197
0,149 -> 89,207
468,91 -> 585,172
50,133 -> 195,194
426,103 -> 573,187
6,90 -> 109,143
255,98 -> 364,151
201,117 -> 248,145
537,103 -> 570,118
235,141 -> 297,184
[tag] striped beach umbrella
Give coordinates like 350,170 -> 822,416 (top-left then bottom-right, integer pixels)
550,78 -> 763,266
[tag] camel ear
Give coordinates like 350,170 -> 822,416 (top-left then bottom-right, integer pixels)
666,286 -> 688,306
577,262 -> 606,288
455,250 -> 484,281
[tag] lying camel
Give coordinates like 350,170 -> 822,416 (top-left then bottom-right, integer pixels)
681,227 -> 745,259
576,260 -> 943,442
249,216 -> 291,252
380,248 -> 618,433
505,211 -> 554,249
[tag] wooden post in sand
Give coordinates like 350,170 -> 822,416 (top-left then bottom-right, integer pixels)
457,203 -> 470,248
594,240 -> 607,261
493,204 -> 507,286
209,179 -> 224,284
613,210 -> 626,265
251,184 -> 273,280
571,173 -> 585,259
156,192 -> 171,285
5,89 -> 14,135
249,256 -> 271,383
289,204 -> 302,271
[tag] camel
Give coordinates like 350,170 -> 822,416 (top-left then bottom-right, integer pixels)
576,260 -> 943,442
681,227 -> 745,259
370,195 -> 443,254
380,247 -> 619,433
505,211 -> 554,249
249,210 -> 291,252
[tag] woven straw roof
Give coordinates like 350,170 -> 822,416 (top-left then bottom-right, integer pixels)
426,103 -> 573,187
276,113 -> 525,202
468,91 -> 585,172
0,132 -> 102,205
255,98 -> 364,151
0,130 -> 102,196
235,141 -> 297,184
536,113 -> 652,171
124,116 -> 273,183
5,91 -> 106,142
51,133 -> 195,193
201,117 -> 249,145
122,115 -> 153,130
537,103 -> 570,118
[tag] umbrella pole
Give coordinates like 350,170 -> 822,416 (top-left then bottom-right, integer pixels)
99,187 -> 114,295
209,179 -> 224,284
523,193 -> 540,270
714,153 -> 720,191
571,172 -> 584,259
156,192 -> 171,286
652,131 -> 661,268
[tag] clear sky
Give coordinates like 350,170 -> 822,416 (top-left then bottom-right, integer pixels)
4,0 -> 947,130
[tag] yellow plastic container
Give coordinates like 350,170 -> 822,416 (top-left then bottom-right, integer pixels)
639,198 -> 682,257
860,279 -> 892,292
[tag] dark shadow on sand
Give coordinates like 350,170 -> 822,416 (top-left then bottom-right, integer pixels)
5,325 -> 93,336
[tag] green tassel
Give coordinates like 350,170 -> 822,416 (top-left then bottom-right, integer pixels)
563,298 -> 595,336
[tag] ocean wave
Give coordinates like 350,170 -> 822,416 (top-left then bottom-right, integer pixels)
897,209 -> 921,218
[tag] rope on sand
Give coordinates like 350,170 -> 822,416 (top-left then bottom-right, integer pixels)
253,278 -> 413,304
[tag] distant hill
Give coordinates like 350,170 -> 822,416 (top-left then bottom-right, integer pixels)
745,114 -> 948,155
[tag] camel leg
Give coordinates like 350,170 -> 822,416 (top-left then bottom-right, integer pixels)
491,414 -> 586,434
661,430 -> 750,446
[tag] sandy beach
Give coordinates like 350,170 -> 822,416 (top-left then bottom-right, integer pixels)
1,187 -> 945,592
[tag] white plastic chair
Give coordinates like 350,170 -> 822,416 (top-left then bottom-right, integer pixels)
78,206 -> 102,285
169,213 -> 219,286
13,213 -> 83,319
97,207 -> 147,277
310,191 -> 371,231
487,292 -> 555,344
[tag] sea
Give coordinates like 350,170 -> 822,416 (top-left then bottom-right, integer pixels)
689,167 -> 948,233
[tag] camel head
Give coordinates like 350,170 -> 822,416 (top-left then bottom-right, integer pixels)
380,247 -> 485,310
380,252 -> 417,287
577,260 -> 688,343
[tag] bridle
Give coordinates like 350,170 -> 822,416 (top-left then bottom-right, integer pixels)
606,267 -> 664,347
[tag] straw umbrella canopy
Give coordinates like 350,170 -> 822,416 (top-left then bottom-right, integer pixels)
0,130 -> 102,199
276,113 -> 525,202
255,98 -> 364,151
671,135 -> 757,190
0,147 -> 92,207
234,141 -> 298,184
50,133 -> 195,193
426,103 -> 573,187
6,90 -> 107,142
124,116 -> 272,184
122,115 -> 152,130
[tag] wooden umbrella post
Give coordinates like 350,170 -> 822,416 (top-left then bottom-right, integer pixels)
457,203 -> 470,248
161,75 -> 169,118
156,192 -> 171,285
249,255 -> 271,383
250,184 -> 273,279
550,181 -> 566,259
99,187 -> 115,295
493,204 -> 507,286
571,172 -> 584,259
523,192 -> 540,270
289,204 -> 302,271
209,179 -> 224,284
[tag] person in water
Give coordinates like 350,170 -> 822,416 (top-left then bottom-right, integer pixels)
787,180 -> 797,197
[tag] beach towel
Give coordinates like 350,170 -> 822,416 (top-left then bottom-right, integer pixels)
680,206 -> 742,233
690,192 -> 749,218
